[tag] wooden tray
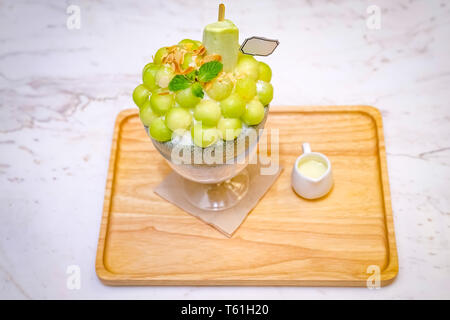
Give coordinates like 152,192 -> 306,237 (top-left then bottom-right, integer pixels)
96,106 -> 398,286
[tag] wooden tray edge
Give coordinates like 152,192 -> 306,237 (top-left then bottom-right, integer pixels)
96,278 -> 396,287
361,105 -> 399,286
95,109 -> 136,284
95,106 -> 399,287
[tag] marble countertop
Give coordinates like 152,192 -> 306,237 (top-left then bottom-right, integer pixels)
0,0 -> 449,299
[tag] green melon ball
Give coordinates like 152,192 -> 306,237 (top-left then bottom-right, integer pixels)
242,99 -> 265,125
258,61 -> 272,82
181,52 -> 193,70
205,77 -> 233,101
142,63 -> 160,92
175,86 -> 201,108
143,62 -> 155,74
132,84 -> 151,108
154,47 -> 168,65
236,55 -> 259,80
191,123 -> 219,148
256,80 -> 274,106
235,78 -> 257,101
194,100 -> 222,126
220,93 -> 246,118
165,107 -> 192,132
150,93 -> 174,115
149,117 -> 173,142
178,39 -> 200,50
155,65 -> 174,88
217,118 -> 242,141
139,99 -> 157,126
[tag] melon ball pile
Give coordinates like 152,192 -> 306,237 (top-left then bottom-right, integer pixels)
132,39 -> 273,148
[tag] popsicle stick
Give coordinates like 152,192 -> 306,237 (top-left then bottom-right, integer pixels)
218,3 -> 225,21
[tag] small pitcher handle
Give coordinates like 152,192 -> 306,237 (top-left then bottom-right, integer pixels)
302,142 -> 311,154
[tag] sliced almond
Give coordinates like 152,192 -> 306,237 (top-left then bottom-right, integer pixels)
174,50 -> 184,65
167,45 -> 178,52
202,54 -> 222,64
180,66 -> 195,75
175,62 -> 182,74
162,52 -> 174,64
193,45 -> 206,56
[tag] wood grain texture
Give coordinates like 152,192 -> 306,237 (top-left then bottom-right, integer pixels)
95,106 -> 398,286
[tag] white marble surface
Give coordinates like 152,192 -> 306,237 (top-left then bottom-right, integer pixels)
0,0 -> 449,299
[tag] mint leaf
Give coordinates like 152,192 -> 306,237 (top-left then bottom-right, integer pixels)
191,82 -> 204,98
168,75 -> 190,91
198,61 -> 223,82
185,70 -> 198,82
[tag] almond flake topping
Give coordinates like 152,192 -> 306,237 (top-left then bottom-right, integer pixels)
201,54 -> 222,65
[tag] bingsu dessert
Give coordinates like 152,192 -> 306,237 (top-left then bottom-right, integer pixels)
132,7 -> 274,183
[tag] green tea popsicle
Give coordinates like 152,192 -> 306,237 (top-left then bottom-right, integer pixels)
202,4 -> 239,72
